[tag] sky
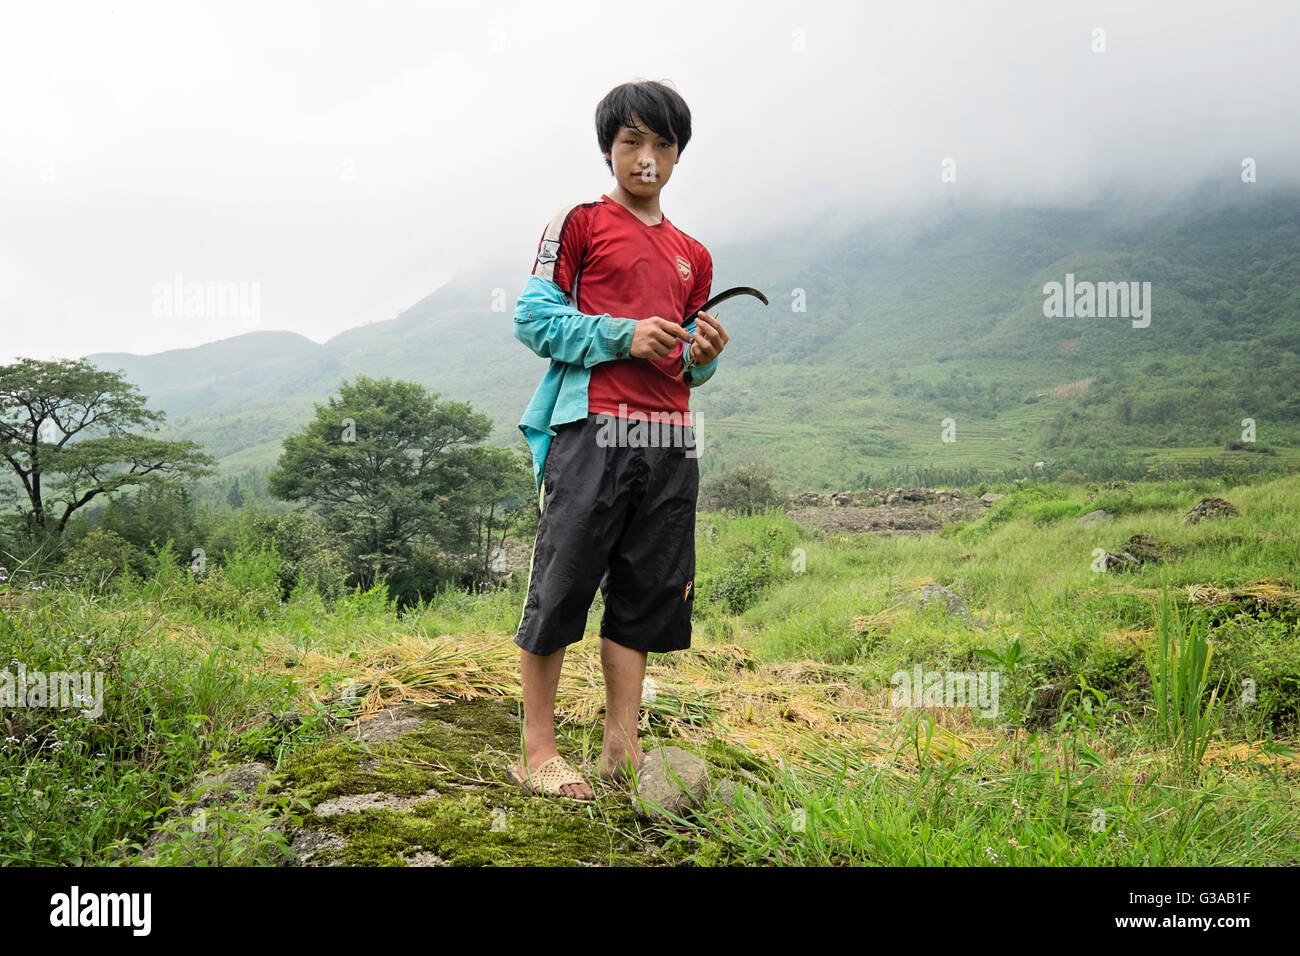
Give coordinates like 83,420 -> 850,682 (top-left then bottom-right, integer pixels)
1,0 -> 1297,364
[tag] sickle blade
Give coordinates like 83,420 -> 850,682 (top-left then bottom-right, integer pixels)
686,286 -> 769,322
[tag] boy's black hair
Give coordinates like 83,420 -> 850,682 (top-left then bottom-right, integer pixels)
595,80 -> 692,173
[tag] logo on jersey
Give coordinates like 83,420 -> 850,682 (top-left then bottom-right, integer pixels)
537,239 -> 560,265
683,579 -> 693,602
675,255 -> 691,283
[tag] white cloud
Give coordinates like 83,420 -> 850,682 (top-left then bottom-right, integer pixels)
1,0 -> 1297,363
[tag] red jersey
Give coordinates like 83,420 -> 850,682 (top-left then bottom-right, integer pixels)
530,194 -> 712,426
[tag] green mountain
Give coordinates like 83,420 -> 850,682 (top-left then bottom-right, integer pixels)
84,182 -> 1300,491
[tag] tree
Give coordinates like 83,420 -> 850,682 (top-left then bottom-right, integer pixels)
457,444 -> 536,593
700,462 -> 785,516
98,481 -> 203,577
0,358 -> 215,551
266,376 -> 493,590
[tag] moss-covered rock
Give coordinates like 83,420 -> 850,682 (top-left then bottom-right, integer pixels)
273,697 -> 693,866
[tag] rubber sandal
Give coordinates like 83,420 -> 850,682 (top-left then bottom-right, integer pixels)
506,755 -> 594,801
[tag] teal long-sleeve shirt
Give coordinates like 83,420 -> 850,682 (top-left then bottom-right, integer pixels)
514,273 -> 719,499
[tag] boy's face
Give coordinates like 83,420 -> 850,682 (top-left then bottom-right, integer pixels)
604,112 -> 679,196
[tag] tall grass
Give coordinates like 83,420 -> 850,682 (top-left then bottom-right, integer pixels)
656,731 -> 1299,865
1,471 -> 1297,864
1146,577 -> 1225,775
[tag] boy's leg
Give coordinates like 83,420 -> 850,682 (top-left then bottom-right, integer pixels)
516,644 -> 592,798
597,418 -> 699,778
512,416 -> 624,798
599,423 -> 698,654
598,636 -> 647,776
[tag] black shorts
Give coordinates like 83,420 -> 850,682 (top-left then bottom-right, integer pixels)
514,412 -> 699,656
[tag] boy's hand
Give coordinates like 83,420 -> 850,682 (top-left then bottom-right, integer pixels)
686,310 -> 728,365
630,316 -> 693,360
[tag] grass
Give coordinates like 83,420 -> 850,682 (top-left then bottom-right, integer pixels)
1146,579 -> 1226,775
1,471 -> 1297,865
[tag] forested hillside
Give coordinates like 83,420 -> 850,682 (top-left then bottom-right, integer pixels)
85,182 -> 1300,492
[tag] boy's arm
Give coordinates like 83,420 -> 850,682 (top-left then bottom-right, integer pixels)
680,248 -> 719,387
514,273 -> 638,368
679,318 -> 720,387
516,204 -> 638,367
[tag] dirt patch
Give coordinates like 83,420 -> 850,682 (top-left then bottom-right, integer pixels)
1051,377 -> 1096,399
783,488 -> 986,536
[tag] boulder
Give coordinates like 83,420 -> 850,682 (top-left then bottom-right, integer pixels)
631,746 -> 712,821
912,584 -> 970,619
712,777 -> 762,809
1098,549 -> 1140,572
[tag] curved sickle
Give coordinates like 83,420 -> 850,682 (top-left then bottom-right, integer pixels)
685,286 -> 769,323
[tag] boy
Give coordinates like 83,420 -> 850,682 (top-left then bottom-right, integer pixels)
508,80 -> 729,800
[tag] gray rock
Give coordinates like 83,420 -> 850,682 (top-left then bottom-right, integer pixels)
980,492 -> 1004,504
349,704 -> 425,742
913,584 -> 969,618
713,778 -> 761,808
287,827 -> 347,866
403,850 -> 449,867
312,787 -> 442,817
631,746 -> 712,821
1079,509 -> 1111,525
139,760 -> 275,858
1098,550 -> 1140,572
195,761 -> 273,801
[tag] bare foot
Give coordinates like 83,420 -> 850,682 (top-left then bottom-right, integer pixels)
597,746 -> 646,782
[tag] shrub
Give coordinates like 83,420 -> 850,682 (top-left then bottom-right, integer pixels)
62,528 -> 137,592
700,463 -> 785,516
188,563 -> 282,623
702,535 -> 778,615
249,512 -> 348,603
